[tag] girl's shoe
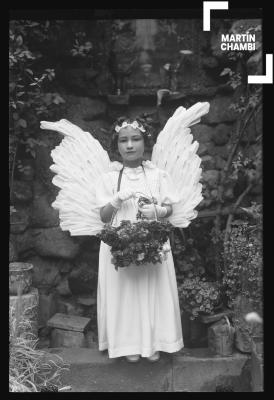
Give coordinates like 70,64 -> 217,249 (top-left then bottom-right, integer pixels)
125,354 -> 140,363
147,351 -> 160,362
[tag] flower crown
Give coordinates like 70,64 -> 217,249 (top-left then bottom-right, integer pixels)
114,120 -> 146,133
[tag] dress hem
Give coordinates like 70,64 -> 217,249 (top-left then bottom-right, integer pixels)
98,338 -> 184,358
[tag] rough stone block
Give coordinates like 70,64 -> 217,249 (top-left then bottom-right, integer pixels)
208,144 -> 230,159
10,207 -> 30,234
212,123 -> 231,145
172,348 -> 251,392
85,330 -> 97,348
56,297 -> 84,317
56,278 -> 72,296
30,193 -> 59,228
11,230 -> 33,257
50,328 -> 87,348
32,227 -> 80,259
197,143 -> 208,156
47,313 -> 91,332
250,347 -> 263,392
203,96 -> 238,124
192,124 -> 214,143
68,262 -> 97,295
77,295 -> 96,306
29,256 -> 62,288
38,291 -> 58,328
215,155 -> 226,170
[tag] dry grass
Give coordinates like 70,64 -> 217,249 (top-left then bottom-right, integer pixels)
9,292 -> 70,392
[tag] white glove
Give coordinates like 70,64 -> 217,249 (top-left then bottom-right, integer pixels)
110,189 -> 136,209
139,204 -> 167,219
155,205 -> 168,218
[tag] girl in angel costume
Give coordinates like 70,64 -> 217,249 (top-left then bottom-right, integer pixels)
40,102 -> 210,363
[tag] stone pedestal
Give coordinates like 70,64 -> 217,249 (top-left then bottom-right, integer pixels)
9,287 -> 39,338
47,313 -> 91,348
50,328 -> 87,348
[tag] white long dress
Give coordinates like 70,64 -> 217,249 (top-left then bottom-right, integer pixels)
94,160 -> 184,358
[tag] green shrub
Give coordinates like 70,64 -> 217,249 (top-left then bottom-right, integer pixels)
221,203 -> 263,313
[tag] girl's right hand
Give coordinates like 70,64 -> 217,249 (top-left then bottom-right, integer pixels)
110,189 -> 135,208
117,189 -> 136,201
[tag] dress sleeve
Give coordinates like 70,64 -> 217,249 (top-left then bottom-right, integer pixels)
159,170 -> 180,205
94,173 -> 115,209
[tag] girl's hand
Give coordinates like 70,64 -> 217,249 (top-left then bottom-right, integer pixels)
139,204 -> 157,219
110,190 -> 135,209
118,189 -> 136,202
139,204 -> 168,219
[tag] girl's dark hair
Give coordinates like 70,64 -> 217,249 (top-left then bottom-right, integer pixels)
110,115 -> 154,154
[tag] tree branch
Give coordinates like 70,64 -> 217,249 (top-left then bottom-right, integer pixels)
197,207 -> 246,219
224,182 -> 253,245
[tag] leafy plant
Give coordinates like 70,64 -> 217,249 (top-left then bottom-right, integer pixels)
9,294 -> 70,392
70,31 -> 93,57
9,20 -> 66,192
213,29 -> 262,280
172,232 -> 205,288
221,203 -> 262,313
178,275 -> 221,320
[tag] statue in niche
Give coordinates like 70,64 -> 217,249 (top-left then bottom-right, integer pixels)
126,50 -> 162,91
108,49 -> 136,94
107,26 -> 137,95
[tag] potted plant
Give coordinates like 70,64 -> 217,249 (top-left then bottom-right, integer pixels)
178,274 -> 222,321
177,274 -> 223,347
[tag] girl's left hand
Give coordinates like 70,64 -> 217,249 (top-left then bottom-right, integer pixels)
139,204 -> 156,219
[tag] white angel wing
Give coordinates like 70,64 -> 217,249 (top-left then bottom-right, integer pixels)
40,119 -> 111,236
151,102 -> 210,228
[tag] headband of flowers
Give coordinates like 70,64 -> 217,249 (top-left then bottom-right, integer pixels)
114,120 -> 146,134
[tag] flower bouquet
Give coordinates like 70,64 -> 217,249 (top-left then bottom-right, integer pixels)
97,196 -> 174,270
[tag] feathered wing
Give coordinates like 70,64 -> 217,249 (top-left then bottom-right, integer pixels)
151,102 -> 210,228
40,119 -> 111,236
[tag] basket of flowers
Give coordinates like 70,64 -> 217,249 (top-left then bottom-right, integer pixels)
97,195 -> 174,270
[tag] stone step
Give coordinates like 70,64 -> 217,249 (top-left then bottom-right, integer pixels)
172,347 -> 251,392
47,313 -> 91,332
44,347 -> 251,392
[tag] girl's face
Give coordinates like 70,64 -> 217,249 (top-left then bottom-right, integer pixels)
117,126 -> 145,164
